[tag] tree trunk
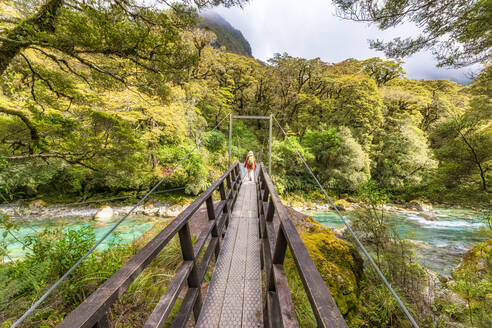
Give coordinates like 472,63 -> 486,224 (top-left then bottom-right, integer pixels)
0,0 -> 64,75
458,129 -> 488,192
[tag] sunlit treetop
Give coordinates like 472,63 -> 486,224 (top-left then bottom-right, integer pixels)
334,0 -> 492,68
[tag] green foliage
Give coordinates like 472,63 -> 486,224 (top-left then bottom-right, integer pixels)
231,121 -> 261,161
0,220 -> 126,325
0,218 -> 188,327
271,136 -> 313,193
363,57 -> 405,86
2,3 -> 488,204
203,130 -> 226,153
372,111 -> 437,190
303,127 -> 370,192
334,0 -> 492,67
359,180 -> 389,206
450,239 -> 492,327
184,151 -> 210,195
283,212 -> 363,322
303,128 -> 341,160
431,73 -> 492,193
347,184 -> 432,327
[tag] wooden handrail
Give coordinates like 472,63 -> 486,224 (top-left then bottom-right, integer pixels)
57,163 -> 242,328
257,163 -> 348,328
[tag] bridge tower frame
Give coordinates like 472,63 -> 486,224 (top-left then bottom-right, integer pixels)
228,113 -> 272,175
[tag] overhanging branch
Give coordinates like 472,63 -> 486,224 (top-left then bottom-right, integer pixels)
0,106 -> 39,143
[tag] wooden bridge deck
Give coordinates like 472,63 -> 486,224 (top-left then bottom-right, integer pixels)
57,163 -> 347,328
197,180 -> 263,327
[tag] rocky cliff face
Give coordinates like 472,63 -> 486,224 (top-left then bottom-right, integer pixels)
200,11 -> 253,57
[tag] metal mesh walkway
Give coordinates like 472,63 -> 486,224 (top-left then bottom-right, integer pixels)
196,180 -> 263,328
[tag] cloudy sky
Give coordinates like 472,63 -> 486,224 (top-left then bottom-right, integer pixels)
208,0 -> 479,85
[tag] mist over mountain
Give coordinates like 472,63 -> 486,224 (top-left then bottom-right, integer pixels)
200,11 -> 253,57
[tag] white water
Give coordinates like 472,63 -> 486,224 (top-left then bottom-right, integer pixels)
310,207 -> 489,276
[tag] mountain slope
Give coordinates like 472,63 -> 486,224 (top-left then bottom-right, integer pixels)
200,12 -> 252,57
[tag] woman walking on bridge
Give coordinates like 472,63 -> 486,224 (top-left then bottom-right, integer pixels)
244,151 -> 257,181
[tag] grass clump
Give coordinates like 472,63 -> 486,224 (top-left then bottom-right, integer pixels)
0,214 -> 185,327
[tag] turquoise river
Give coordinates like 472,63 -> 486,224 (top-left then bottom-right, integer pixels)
309,208 -> 489,275
1,207 -> 489,276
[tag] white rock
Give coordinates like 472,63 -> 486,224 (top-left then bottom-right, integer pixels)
157,207 -> 168,217
333,228 -> 345,238
94,205 -> 114,221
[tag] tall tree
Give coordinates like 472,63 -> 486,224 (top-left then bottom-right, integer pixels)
432,66 -> 492,192
362,57 -> 404,86
334,0 -> 492,67
0,0 -> 245,160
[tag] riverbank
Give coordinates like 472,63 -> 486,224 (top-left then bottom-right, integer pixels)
2,196 -> 489,273
0,198 -> 192,220
287,207 -> 491,327
304,204 -> 489,276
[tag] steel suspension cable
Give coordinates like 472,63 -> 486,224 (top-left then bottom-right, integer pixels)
11,112 -> 232,328
272,116 -> 419,328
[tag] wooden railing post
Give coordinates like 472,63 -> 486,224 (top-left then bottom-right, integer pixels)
262,186 -> 269,202
205,196 -> 221,259
226,174 -> 232,190
234,164 -> 240,181
178,223 -> 202,322
231,165 -> 236,185
91,315 -> 109,328
219,181 -> 231,229
266,198 -> 275,222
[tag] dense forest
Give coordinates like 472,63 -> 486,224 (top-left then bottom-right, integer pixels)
0,13 -> 492,203
0,0 -> 491,327
0,1 -> 490,204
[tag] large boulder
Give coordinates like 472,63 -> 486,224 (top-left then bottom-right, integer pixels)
94,205 -> 114,221
454,238 -> 491,280
286,208 -> 363,317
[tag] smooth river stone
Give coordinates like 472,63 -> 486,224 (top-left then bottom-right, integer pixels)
94,205 -> 114,221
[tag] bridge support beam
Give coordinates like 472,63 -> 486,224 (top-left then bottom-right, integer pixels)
228,113 -> 273,174
269,113 -> 272,175
229,113 -> 232,169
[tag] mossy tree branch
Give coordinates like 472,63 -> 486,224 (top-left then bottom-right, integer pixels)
0,0 -> 64,75
0,106 -> 39,145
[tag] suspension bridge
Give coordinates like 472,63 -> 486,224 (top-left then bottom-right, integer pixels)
11,113 -> 419,328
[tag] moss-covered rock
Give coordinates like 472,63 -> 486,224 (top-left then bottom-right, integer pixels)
408,198 -> 433,212
286,208 -> 363,318
334,199 -> 351,211
28,199 -> 47,209
448,239 -> 492,325
454,238 -> 491,279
